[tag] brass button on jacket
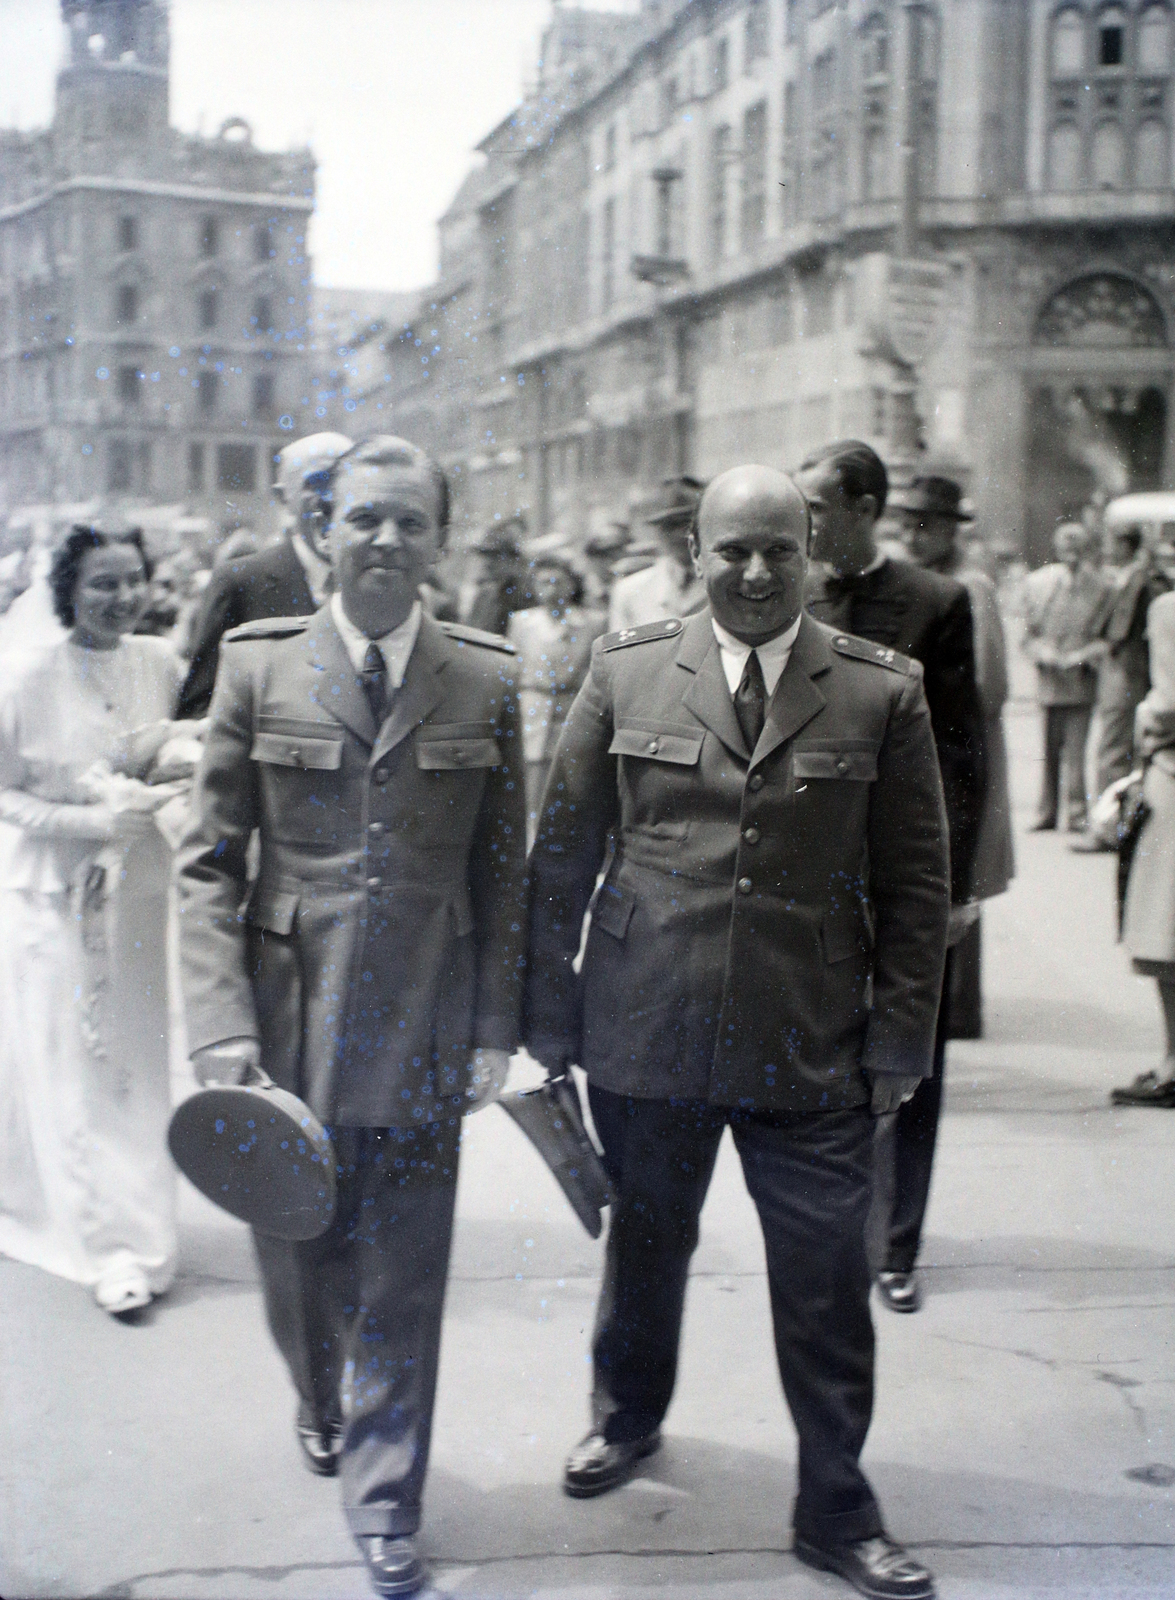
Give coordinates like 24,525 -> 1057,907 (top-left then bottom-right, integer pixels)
737,877 -> 753,895
743,827 -> 761,845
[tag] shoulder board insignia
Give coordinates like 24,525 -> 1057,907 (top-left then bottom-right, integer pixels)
437,621 -> 516,654
222,616 -> 312,644
830,633 -> 914,674
601,617 -> 684,652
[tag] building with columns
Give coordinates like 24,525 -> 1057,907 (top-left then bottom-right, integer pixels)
359,0 -> 1175,563
0,0 -> 315,534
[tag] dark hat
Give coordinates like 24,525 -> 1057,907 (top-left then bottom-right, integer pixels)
470,523 -> 524,556
168,1069 -> 336,1240
644,475 -> 707,527
497,1075 -> 615,1238
584,525 -> 631,557
893,476 -> 974,522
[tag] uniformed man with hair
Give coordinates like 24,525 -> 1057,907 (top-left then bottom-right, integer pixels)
178,435 -> 527,1598
524,465 -> 950,1600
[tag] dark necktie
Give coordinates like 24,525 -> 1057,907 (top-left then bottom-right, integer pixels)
359,641 -> 387,726
735,648 -> 767,753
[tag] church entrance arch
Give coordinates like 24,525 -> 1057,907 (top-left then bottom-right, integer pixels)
1024,272 -> 1171,566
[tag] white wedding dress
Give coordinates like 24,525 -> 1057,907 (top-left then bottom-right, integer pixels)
0,632 -> 180,1298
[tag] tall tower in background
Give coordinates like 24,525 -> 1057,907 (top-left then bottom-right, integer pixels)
55,0 -> 171,169
0,0 -> 316,542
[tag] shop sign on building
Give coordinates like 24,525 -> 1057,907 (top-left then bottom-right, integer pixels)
857,253 -> 951,367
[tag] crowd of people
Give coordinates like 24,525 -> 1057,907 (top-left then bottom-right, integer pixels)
0,427 -> 1170,1600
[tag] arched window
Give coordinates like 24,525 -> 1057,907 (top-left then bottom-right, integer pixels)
1136,117 -> 1170,183
1093,119 -> 1127,184
1049,121 -> 1084,189
1052,7 -> 1085,76
1097,5 -> 1127,67
1139,4 -> 1172,73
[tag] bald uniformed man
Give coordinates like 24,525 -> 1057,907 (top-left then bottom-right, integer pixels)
177,431 -> 353,718
524,466 -> 949,1600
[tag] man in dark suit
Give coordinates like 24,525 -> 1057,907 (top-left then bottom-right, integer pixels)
178,436 -> 527,1598
525,465 -> 949,1600
176,431 -> 352,717
797,442 -> 985,1319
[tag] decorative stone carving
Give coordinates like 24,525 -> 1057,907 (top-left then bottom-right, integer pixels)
1034,272 -> 1168,347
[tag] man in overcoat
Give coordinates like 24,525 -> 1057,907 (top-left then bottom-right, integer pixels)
524,466 -> 950,1600
176,431 -> 352,718
178,436 -> 527,1598
798,443 -> 985,1316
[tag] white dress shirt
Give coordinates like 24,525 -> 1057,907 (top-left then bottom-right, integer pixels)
330,594 -> 423,689
712,613 -> 803,697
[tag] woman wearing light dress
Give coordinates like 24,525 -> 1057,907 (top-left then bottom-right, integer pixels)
1115,575 -> 1175,1108
0,526 -> 187,1315
507,546 -> 607,846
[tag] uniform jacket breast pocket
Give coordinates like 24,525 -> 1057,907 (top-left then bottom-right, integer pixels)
609,724 -> 704,766
250,728 -> 344,771
415,723 -> 502,770
792,743 -> 879,782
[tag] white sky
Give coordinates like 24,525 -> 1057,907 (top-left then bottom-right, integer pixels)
0,0 -> 640,291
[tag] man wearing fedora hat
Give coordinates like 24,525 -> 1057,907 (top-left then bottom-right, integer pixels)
798,444 -> 985,1318
177,432 -> 352,718
896,475 -> 1016,1041
607,476 -> 709,632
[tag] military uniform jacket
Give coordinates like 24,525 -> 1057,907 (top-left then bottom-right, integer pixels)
178,606 -> 527,1128
523,609 -> 950,1114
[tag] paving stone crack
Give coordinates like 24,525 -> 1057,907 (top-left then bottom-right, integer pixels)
98,1539 -> 1175,1593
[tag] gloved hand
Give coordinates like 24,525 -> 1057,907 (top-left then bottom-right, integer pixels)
868,1073 -> 923,1115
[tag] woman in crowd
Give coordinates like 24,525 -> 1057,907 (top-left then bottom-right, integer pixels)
1115,556 -> 1175,1109
0,526 -> 184,1314
508,543 -> 606,844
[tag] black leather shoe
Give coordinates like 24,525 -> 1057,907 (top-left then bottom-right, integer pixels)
563,1430 -> 662,1497
794,1534 -> 936,1599
877,1270 -> 922,1313
1026,817 -> 1056,832
359,1535 -> 426,1597
295,1403 -> 343,1476
1111,1071 -> 1175,1108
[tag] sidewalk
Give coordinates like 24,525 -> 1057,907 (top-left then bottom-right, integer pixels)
2,701 -> 1173,1600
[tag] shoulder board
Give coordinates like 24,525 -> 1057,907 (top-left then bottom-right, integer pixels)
437,620 -> 516,654
222,616 -> 312,644
830,633 -> 915,675
601,617 -> 684,652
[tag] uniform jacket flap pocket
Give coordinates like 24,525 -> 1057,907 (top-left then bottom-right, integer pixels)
793,748 -> 878,781
247,887 -> 298,936
415,737 -> 502,770
592,882 -> 635,940
250,731 -> 343,770
609,725 -> 704,765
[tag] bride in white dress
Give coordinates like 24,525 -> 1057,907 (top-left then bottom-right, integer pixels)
0,526 -> 185,1315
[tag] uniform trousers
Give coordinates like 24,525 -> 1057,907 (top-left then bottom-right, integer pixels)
587,1085 -> 884,1546
253,1116 -> 462,1538
881,949 -> 952,1275
1037,704 -> 1093,827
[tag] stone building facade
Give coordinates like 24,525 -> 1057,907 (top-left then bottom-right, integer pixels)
361,0 -> 1175,564
0,0 -> 315,534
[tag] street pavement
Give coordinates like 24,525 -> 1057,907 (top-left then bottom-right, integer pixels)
2,681 -> 1174,1600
